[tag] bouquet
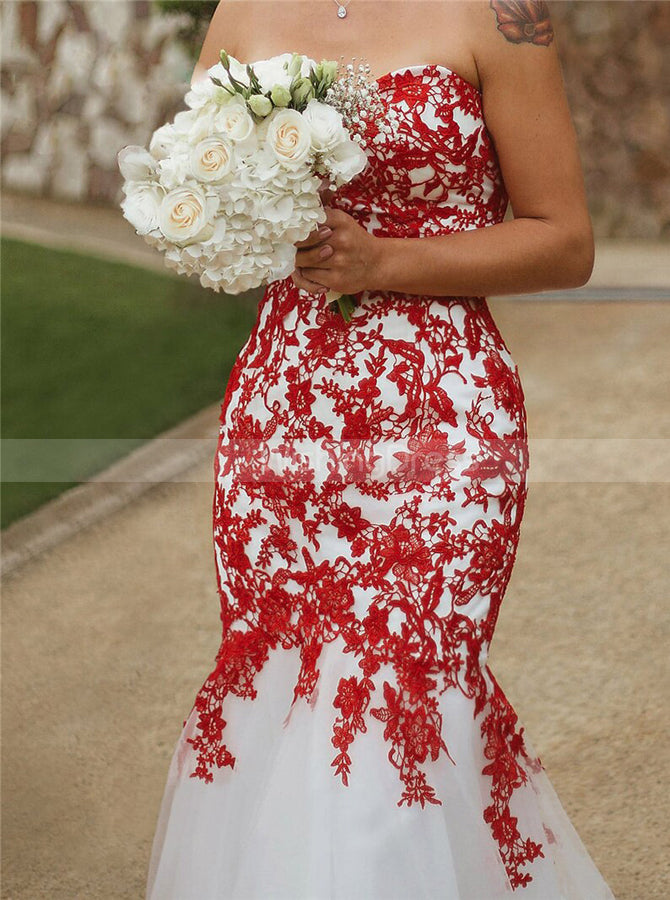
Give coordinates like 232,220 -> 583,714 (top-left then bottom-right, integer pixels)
116,50 -> 398,321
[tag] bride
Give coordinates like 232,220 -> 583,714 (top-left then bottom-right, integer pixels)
147,2 -> 616,898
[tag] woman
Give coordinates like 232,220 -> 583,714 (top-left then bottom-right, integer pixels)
146,1 -> 616,897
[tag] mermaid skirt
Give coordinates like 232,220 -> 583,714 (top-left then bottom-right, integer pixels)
146,286 -> 615,899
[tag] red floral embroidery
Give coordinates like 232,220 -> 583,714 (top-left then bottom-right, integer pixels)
330,674 -> 373,786
481,676 -> 545,888
183,65 -> 545,890
370,680 -> 453,808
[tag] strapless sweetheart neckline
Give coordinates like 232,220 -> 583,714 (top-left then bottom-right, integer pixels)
372,62 -> 481,97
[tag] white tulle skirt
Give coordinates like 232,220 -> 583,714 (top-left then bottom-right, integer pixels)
145,632 -> 615,899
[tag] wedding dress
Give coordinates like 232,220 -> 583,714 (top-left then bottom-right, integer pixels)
145,62 -> 616,899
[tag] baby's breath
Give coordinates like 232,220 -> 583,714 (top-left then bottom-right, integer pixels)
324,55 -> 401,151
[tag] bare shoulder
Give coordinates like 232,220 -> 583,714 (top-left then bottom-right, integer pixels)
464,0 -> 564,98
192,0 -> 247,80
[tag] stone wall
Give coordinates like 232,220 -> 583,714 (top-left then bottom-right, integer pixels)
0,0 -> 192,203
551,1 -> 670,239
1,0 -> 669,239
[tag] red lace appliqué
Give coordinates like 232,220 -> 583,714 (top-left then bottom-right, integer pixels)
183,65 -> 546,891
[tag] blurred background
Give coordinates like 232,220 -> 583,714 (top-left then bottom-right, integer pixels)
1,2 -> 668,899
2,0 -> 669,232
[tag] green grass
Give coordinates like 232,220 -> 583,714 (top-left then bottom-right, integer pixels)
1,238 -> 261,528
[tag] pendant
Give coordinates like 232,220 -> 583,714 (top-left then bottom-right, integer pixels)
337,4 -> 347,17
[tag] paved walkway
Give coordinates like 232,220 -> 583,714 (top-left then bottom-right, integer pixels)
2,190 -> 669,898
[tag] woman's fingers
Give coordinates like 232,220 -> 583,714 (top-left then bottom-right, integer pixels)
291,267 -> 328,293
295,224 -> 333,250
295,241 -> 333,267
292,190 -> 336,291
319,184 -> 335,204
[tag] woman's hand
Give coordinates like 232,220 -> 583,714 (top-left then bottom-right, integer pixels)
291,187 -> 383,296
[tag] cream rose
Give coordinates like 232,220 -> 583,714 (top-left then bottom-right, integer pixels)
158,185 -> 213,244
266,108 -> 312,168
189,136 -> 234,182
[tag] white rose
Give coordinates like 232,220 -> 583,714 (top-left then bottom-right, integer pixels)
184,76 -> 216,110
243,53 -> 294,93
120,182 -> 165,234
326,138 -> 368,183
172,108 -> 200,137
302,99 -> 348,153
117,145 -> 157,181
148,124 -> 178,161
158,185 -> 216,244
189,136 -> 234,182
265,108 -> 312,168
169,108 -> 213,145
214,97 -> 254,141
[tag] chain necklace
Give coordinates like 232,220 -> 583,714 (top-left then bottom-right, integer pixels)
332,0 -> 352,18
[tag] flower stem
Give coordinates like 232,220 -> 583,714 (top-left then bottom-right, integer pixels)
328,292 -> 358,322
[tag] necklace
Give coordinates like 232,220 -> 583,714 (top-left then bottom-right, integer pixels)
332,0 -> 351,18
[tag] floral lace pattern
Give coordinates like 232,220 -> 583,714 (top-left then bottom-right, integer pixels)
183,65 -> 545,890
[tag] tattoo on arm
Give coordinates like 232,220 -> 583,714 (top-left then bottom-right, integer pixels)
490,0 -> 554,46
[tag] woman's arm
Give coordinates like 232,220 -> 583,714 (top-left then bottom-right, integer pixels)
372,0 -> 595,296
